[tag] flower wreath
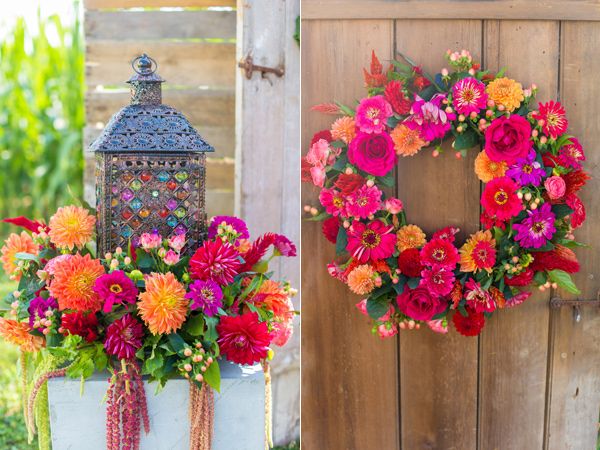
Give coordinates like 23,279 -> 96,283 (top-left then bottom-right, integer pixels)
302,49 -> 589,338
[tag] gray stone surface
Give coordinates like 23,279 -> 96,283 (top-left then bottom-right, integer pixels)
48,362 -> 265,450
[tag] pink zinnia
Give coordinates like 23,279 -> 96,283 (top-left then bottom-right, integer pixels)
93,270 -> 139,313
452,77 -> 487,115
432,226 -> 460,243
190,239 -> 242,285
319,188 -> 346,217
355,95 -> 393,134
346,220 -> 396,263
345,185 -> 382,219
464,279 -> 495,313
557,138 -> 585,169
481,176 -> 522,221
407,93 -> 455,141
216,312 -> 273,365
533,100 -> 568,139
513,202 -> 556,248
421,264 -> 455,297
104,314 -> 144,360
420,238 -> 459,268
185,279 -> 223,317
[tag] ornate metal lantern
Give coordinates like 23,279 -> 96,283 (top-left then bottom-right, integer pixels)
92,54 -> 213,256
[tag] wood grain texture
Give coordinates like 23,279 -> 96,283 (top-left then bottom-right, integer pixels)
478,20 -> 559,450
545,21 -> 600,450
394,19 -> 481,450
86,41 -> 235,88
85,10 -> 236,40
84,0 -> 235,9
301,19 -> 399,450
302,0 -> 600,20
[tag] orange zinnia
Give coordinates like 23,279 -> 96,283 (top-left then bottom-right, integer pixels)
48,205 -> 96,250
1,232 -> 38,280
486,77 -> 524,112
0,318 -> 44,352
248,279 -> 291,319
474,151 -> 507,182
390,124 -> 426,157
48,253 -> 105,312
396,225 -> 427,252
138,272 -> 188,335
331,116 -> 356,144
347,264 -> 376,295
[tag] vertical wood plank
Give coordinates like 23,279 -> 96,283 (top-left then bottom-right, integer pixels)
394,19 -> 482,450
479,20 -> 559,450
301,19 -> 400,450
545,21 -> 600,450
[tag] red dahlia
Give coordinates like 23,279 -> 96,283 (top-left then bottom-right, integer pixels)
60,311 -> 99,343
452,309 -> 485,337
334,173 -> 365,195
397,248 -> 423,278
190,239 -> 242,285
104,314 -> 144,360
310,130 -> 333,146
321,217 -> 340,244
216,312 -> 273,365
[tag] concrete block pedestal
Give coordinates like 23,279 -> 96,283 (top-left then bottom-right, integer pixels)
48,362 -> 265,450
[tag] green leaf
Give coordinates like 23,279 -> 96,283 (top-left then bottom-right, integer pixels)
239,274 -> 264,301
366,297 -> 391,320
336,102 -> 355,117
305,211 -> 330,222
167,333 -> 186,354
15,252 -> 38,261
453,128 -> 478,150
204,317 -> 219,342
185,314 -> 204,336
143,351 -> 164,376
377,174 -> 395,187
529,242 -> 555,252
135,248 -> 155,270
330,140 -> 346,149
548,270 -> 581,294
407,277 -> 419,289
332,154 -> 349,171
335,226 -> 348,256
551,203 -> 574,219
203,361 -> 221,392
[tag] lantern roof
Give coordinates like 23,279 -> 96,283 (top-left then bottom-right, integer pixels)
90,54 -> 214,153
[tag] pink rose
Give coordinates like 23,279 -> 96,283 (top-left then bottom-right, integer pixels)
377,323 -> 398,339
310,165 -> 326,187
544,175 -> 566,200
168,234 -> 186,252
306,139 -> 330,167
355,299 -> 368,316
348,131 -> 396,177
140,232 -> 162,250
396,286 -> 446,321
484,115 -> 531,164
384,198 -> 404,214
163,250 -> 180,266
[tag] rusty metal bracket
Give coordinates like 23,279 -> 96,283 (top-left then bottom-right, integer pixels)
238,55 -> 284,79
550,291 -> 600,322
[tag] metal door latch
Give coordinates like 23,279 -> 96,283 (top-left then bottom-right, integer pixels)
238,55 -> 285,79
550,291 -> 600,322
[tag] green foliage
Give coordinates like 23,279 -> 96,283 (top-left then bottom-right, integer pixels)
0,8 -> 84,236
272,441 -> 300,450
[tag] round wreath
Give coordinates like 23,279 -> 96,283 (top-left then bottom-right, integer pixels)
302,49 -> 589,337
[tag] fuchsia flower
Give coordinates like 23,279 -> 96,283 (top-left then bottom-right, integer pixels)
104,314 -> 144,360
419,238 -> 459,268
377,323 -> 398,338
566,194 -> 586,229
464,279 -> 495,313
305,138 -> 331,167
427,319 -> 449,334
319,188 -> 346,217
355,299 -> 368,316
557,138 -> 585,169
345,185 -> 382,218
396,286 -> 446,321
533,100 -> 568,139
506,150 -> 545,186
186,280 -> 223,317
452,77 -> 487,114
421,264 -> 455,297
432,226 -> 460,243
484,115 -> 531,165
217,312 -> 273,365
93,270 -> 138,313
346,220 -> 396,263
208,216 -> 249,240
407,94 -> 455,141
273,235 -> 297,257
348,131 -> 396,177
513,202 -> 556,248
480,176 -> 522,221
28,296 -> 58,331
354,95 -> 393,134
139,232 -> 162,250
190,239 -> 242,285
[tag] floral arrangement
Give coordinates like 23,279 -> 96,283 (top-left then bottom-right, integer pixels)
302,49 -> 588,338
0,208 -> 296,450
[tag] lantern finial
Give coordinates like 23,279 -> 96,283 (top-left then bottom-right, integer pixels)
127,53 -> 164,105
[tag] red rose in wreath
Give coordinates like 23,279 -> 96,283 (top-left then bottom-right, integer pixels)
484,115 -> 531,165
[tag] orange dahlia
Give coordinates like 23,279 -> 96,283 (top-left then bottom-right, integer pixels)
396,225 -> 427,252
474,151 -> 507,182
331,116 -> 356,144
1,232 -> 38,279
486,77 -> 524,112
137,272 -> 188,335
0,318 -> 44,352
48,254 -> 105,312
459,230 -> 496,273
248,279 -> 291,318
48,205 -> 96,250
347,264 -> 376,295
391,124 -> 427,157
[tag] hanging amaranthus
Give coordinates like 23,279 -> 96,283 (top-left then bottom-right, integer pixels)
106,359 -> 150,450
263,361 -> 273,450
189,382 -> 214,450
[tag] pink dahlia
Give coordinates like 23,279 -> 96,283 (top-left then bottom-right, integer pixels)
355,95 -> 393,134
345,185 -> 382,219
93,270 -> 138,313
533,100 -> 568,139
319,188 -> 346,217
407,93 -> 455,141
185,279 -> 223,317
272,234 -> 297,257
464,279 -> 495,313
513,202 -> 556,248
452,77 -> 487,115
190,239 -> 242,285
346,220 -> 396,263
557,138 -> 585,169
216,312 -> 273,365
481,176 -> 522,221
104,314 -> 144,360
420,238 -> 459,268
348,131 -> 396,177
421,264 -> 455,297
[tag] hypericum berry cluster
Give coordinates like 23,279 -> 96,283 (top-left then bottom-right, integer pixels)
103,246 -> 133,272
178,341 -> 216,384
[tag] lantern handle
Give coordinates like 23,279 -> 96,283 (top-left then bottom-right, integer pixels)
131,54 -> 159,76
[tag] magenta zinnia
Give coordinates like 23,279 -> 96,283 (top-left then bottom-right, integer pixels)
354,95 -> 393,134
104,314 -> 144,360
346,220 -> 396,263
480,176 -> 522,221
513,202 -> 556,248
216,312 -> 273,365
419,238 -> 459,268
190,239 -> 242,285
533,100 -> 568,139
93,270 -> 138,313
464,279 -> 495,313
185,279 -> 223,317
421,264 -> 455,297
345,185 -> 382,219
452,77 -> 487,115
319,188 -> 346,217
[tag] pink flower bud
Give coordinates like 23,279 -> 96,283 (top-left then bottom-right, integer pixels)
195,374 -> 204,382
384,198 -> 403,214
184,364 -> 192,372
168,234 -> 186,252
140,232 -> 162,250
441,68 -> 449,76
163,249 -> 180,266
184,348 -> 193,357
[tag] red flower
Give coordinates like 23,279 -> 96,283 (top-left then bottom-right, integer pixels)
322,217 -> 340,244
397,248 -> 423,278
217,312 -> 273,365
533,101 -> 568,139
60,311 -> 98,343
413,75 -> 430,91
190,239 -> 242,285
452,309 -> 485,337
432,226 -> 460,243
384,80 -> 411,115
310,130 -> 332,146
348,132 -> 396,177
2,216 -> 48,233
484,115 -> 531,165
396,286 -> 446,321
566,194 -> 586,228
505,268 -> 534,287
104,314 -> 144,360
420,238 -> 459,268
563,170 -> 590,197
480,211 -> 506,230
334,173 -> 365,195
481,176 -> 522,221
530,244 -> 580,274
300,158 -> 312,183
505,291 -> 532,308
346,220 -> 396,263
363,50 -> 387,88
